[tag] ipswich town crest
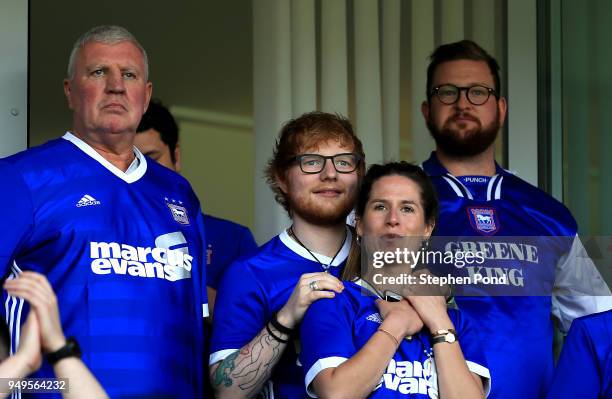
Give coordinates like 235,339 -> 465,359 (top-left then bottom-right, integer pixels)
467,207 -> 499,235
166,198 -> 190,225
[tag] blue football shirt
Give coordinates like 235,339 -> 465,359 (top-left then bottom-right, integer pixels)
210,228 -> 352,399
203,214 -> 258,289
422,152 -> 612,399
1,133 -> 208,398
300,279 -> 490,398
547,309 -> 612,399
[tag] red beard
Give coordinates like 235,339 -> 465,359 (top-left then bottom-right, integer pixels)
288,190 -> 355,226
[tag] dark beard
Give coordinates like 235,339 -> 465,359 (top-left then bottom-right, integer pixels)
427,112 -> 500,157
288,192 -> 355,226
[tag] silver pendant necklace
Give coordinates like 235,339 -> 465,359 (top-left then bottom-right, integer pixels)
288,226 -> 347,272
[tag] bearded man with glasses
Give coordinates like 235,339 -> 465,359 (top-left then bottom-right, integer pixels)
419,40 -> 612,399
209,111 -> 364,399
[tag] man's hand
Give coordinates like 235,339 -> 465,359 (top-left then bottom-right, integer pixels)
376,298 -> 424,338
277,272 -> 344,328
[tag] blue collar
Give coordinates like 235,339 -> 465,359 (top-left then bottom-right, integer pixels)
421,152 -> 511,201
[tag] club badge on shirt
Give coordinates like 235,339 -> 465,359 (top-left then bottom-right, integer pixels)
467,206 -> 499,235
165,197 -> 190,225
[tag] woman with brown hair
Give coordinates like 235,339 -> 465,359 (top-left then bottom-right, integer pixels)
299,161 -> 490,399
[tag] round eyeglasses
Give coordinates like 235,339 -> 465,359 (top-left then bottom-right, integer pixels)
292,153 -> 361,174
430,84 -> 498,106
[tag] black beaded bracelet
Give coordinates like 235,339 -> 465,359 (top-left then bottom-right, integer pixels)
270,312 -> 294,335
266,322 -> 290,343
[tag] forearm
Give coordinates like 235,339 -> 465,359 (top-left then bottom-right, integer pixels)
314,321 -> 400,399
0,358 -> 27,399
409,299 -> 484,399
0,354 -> 32,379
210,323 -> 288,399
434,343 -> 483,399
53,358 -> 108,399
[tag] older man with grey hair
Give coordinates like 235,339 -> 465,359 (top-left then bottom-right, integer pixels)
63,25 -> 152,171
0,25 -> 208,398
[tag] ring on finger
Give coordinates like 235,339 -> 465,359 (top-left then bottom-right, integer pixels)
309,280 -> 320,291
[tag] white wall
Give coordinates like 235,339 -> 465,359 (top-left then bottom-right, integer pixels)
0,0 -> 27,157
173,107 -> 255,232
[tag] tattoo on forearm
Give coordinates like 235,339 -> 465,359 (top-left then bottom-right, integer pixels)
234,333 -> 283,391
213,350 -> 240,387
212,326 -> 287,395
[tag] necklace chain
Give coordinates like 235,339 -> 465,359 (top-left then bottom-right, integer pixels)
288,226 -> 347,272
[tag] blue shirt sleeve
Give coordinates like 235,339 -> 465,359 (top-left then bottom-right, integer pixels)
237,226 -> 258,256
0,161 -> 34,277
547,318 -> 602,398
204,218 -> 259,290
209,260 -> 268,364
447,309 -> 491,394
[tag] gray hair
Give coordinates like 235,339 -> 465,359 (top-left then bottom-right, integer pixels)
67,25 -> 149,80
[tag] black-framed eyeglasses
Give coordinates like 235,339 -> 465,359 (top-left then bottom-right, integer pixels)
430,84 -> 498,106
292,153 -> 362,174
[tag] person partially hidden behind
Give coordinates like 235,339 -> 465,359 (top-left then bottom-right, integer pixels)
0,272 -> 107,398
134,99 -> 258,316
300,161 -> 489,399
547,309 -> 612,398
134,99 -> 258,398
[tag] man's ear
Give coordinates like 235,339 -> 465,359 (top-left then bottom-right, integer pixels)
498,96 -> 508,127
144,81 -> 153,113
421,100 -> 430,123
173,143 -> 182,172
63,79 -> 74,110
276,172 -> 288,194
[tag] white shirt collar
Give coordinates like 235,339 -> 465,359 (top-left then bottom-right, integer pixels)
279,227 -> 352,267
124,152 -> 141,175
63,132 -> 147,183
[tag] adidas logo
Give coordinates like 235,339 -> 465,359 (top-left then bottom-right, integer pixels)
366,313 -> 383,324
76,194 -> 101,207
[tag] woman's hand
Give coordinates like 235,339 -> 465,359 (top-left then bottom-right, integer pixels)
397,268 -> 453,332
277,272 -> 344,328
376,298 -> 424,338
405,295 -> 453,333
13,312 -> 42,374
4,272 -> 66,352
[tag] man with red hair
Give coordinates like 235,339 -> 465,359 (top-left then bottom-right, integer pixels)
209,111 -> 364,399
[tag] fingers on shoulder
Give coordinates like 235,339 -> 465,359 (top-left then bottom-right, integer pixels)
308,289 -> 336,302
